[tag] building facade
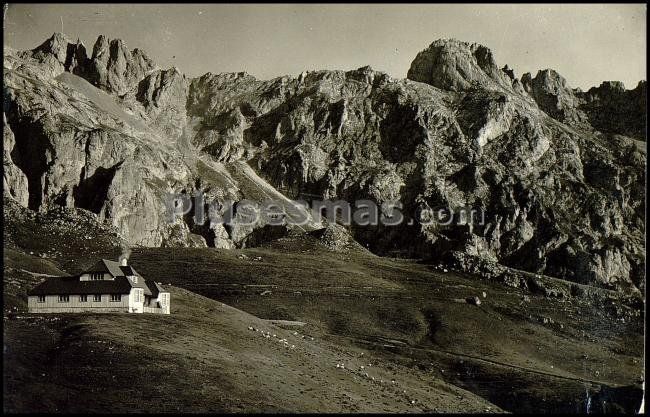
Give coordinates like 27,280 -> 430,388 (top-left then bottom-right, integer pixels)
27,259 -> 170,314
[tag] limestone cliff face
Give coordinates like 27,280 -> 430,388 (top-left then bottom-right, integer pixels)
522,70 -> 647,141
521,69 -> 588,126
3,114 -> 29,207
3,34 -> 315,249
3,34 -> 645,292
579,80 -> 647,140
84,35 -> 156,95
407,39 -> 524,94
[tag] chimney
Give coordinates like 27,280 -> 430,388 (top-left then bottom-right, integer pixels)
119,246 -> 131,267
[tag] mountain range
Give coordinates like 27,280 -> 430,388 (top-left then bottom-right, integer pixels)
3,33 -> 646,292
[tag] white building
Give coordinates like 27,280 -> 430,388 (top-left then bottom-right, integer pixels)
27,258 -> 170,314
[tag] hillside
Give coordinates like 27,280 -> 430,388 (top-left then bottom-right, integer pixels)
3,201 -> 644,413
5,286 -> 508,413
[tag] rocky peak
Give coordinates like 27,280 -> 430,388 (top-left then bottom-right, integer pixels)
90,34 -> 109,60
522,69 -> 569,94
578,79 -> 647,139
29,32 -> 88,75
66,39 -> 89,73
31,32 -> 72,63
520,69 -> 586,124
132,67 -> 189,138
84,34 -> 156,95
345,65 -> 392,86
593,80 -> 627,93
136,68 -> 186,106
635,79 -> 646,91
407,38 -> 517,92
520,69 -> 646,139
501,65 -> 515,81
14,33 -> 156,96
15,32 -> 88,79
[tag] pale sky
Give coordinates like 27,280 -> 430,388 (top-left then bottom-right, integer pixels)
4,4 -> 646,90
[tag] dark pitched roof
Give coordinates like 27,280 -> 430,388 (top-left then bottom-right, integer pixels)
28,259 -> 155,296
85,259 -> 145,279
102,259 -> 127,277
28,276 -> 133,295
120,265 -> 137,276
130,275 -> 152,296
85,259 -> 110,273
145,279 -> 167,298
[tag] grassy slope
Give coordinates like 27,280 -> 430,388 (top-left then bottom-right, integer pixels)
3,202 -> 644,413
4,287 -> 500,413
124,237 -> 643,412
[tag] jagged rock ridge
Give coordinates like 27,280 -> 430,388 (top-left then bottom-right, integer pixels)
3,33 -> 645,292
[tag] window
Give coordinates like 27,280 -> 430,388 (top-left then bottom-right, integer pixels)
110,294 -> 122,302
93,294 -> 101,302
90,272 -> 103,280
37,295 -> 46,303
58,295 -> 69,303
79,295 -> 87,302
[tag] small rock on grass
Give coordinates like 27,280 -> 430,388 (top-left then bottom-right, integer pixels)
466,296 -> 481,306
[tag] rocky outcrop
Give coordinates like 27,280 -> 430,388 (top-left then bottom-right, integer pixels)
579,80 -> 647,140
3,114 -> 29,207
14,33 -> 157,95
522,70 -> 646,141
3,34 -> 315,248
311,223 -> 366,253
521,69 -> 588,126
407,39 -> 524,93
26,32 -> 82,77
129,67 -> 190,138
3,34 -> 645,292
83,35 -> 156,95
